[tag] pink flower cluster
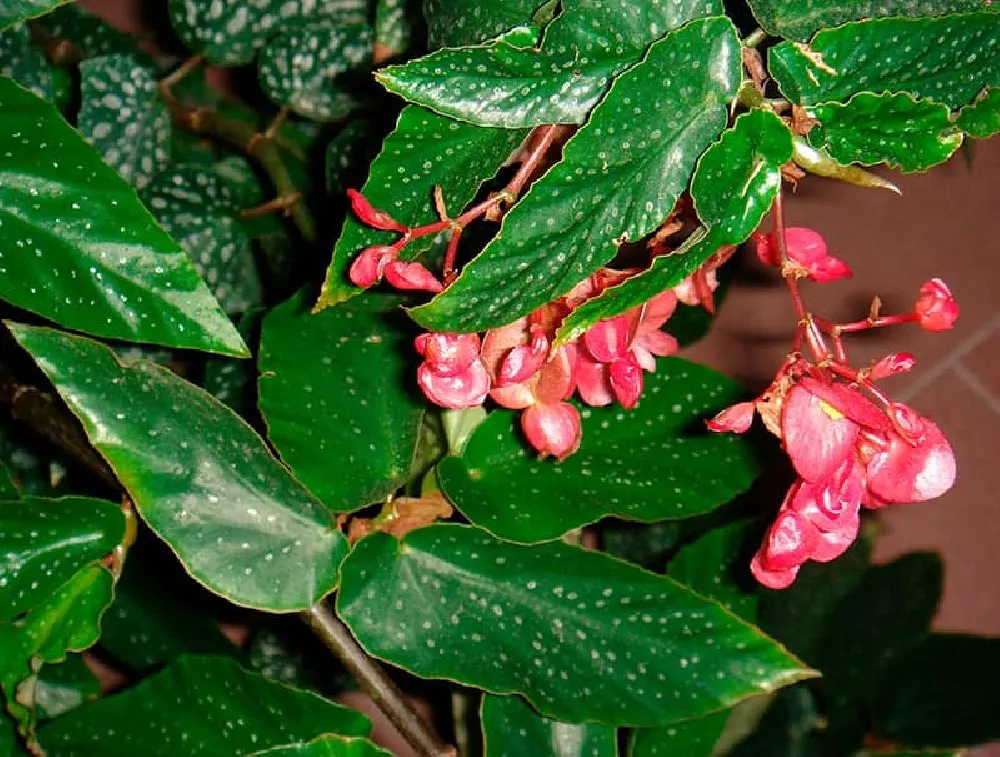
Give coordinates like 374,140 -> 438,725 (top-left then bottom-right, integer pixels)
709,227 -> 960,589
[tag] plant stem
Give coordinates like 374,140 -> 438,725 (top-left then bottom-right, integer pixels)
301,603 -> 457,757
743,28 -> 767,48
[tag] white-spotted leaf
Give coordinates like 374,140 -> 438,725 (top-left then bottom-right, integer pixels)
0,0 -> 73,31
0,24 -> 54,101
422,0 -> 540,48
957,86 -> 1000,138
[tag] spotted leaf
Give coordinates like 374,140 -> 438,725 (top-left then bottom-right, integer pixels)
0,77 -> 246,355
259,292 -> 426,513
34,3 -> 144,59
768,12 -> 1000,110
0,24 -> 54,101
0,496 -> 125,623
806,92 -> 963,173
78,54 -> 171,189
437,358 -> 759,542
316,105 -> 526,309
338,524 -> 813,727
374,0 -> 415,59
957,86 -> 1000,137
0,0 -> 72,31
37,656 -> 371,756
377,0 -> 723,127
410,17 -> 741,333
141,165 -> 261,315
481,693 -> 616,756
422,0 -> 540,48
258,16 -> 373,121
8,324 -> 346,612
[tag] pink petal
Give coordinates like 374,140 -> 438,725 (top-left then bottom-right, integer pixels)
635,329 -> 679,359
865,410 -> 956,503
347,189 -> 407,232
782,383 -> 859,483
810,513 -> 860,563
521,402 -> 582,460
799,376 -> 889,432
790,456 -> 863,532
609,357 -> 643,409
707,401 -> 755,434
417,360 -> 490,409
497,331 -> 549,387
785,227 -> 828,267
915,278 -> 959,332
583,316 -> 630,363
751,550 -> 800,590
348,245 -> 395,288
758,508 -> 818,572
414,333 -> 481,378
384,260 -> 444,293
807,254 -> 853,283
870,352 -> 916,380
575,357 -> 613,407
751,230 -> 780,267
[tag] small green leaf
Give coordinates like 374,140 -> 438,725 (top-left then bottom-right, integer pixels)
0,77 -> 246,355
249,734 -> 392,757
78,54 -> 171,189
422,0 -> 540,48
0,496 -> 125,622
438,358 -> 759,543
0,0 -> 72,31
957,86 -> 1000,138
259,292 -> 427,512
141,165 -> 261,315
807,92 -> 963,172
630,710 -> 730,756
481,693 -> 616,756
35,3 -> 143,59
37,656 -> 372,756
32,655 -> 100,720
374,0 -> 415,58
316,105 -> 526,309
0,24 -> 54,101
746,0 -> 987,42
692,109 -> 792,243
870,634 -> 1000,749
258,16 -> 372,121
768,12 -> 1000,110
8,324 -> 346,612
377,0 -> 723,127
410,18 -> 742,333
338,524 -> 812,727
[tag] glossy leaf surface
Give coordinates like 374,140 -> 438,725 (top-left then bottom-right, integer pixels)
423,0 -> 546,48
338,524 -> 812,727
630,710 -> 729,757
957,86 -> 1000,138
0,496 -> 125,622
0,77 -> 246,355
411,18 -> 742,333
37,656 -> 371,756
438,359 -> 759,542
481,693 -> 616,756
259,292 -> 426,512
32,654 -> 101,720
0,0 -> 72,31
249,735 -> 391,756
9,325 -> 345,612
317,106 -> 526,308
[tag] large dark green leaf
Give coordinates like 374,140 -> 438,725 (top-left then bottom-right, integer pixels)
768,12 -> 1000,109
410,18 -> 742,333
32,654 -> 100,720
249,735 -> 391,756
77,54 -> 171,189
378,0 -> 722,127
437,358 -> 760,542
630,710 -> 729,756
0,77 -> 246,356
0,24 -> 55,101
0,496 -> 125,622
338,524 -> 812,727
870,634 -> 1000,749
0,0 -> 72,31
481,693 -> 616,756
316,105 -> 526,309
807,93 -> 963,172
37,656 -> 371,756
8,324 -> 346,612
746,0 -> 986,42
423,0 -> 541,48
259,292 -> 426,512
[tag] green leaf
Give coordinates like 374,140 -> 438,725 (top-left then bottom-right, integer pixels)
481,693 -> 616,756
422,0 -> 540,48
141,164 -> 261,315
957,86 -> 1000,138
32,654 -> 100,720
437,358 -> 760,543
807,92 -> 963,173
768,12 -> 1000,110
630,710 -> 730,756
8,324 -> 346,612
870,634 -> 1000,748
78,54 -> 171,189
601,520 -> 685,572
316,105 -> 526,309
728,685 -> 820,757
374,0 -> 415,58
259,292 -> 427,512
0,0 -> 72,31
258,16 -> 372,121
0,496 -> 125,622
203,308 -> 264,414
0,25 -> 54,102
35,3 -> 143,59
746,0 -> 987,42
37,655 -> 371,756
325,119 -> 388,199
377,0 -> 724,127
0,77 -> 246,355
0,460 -> 16,500
249,734 -> 392,757
338,524 -> 812,727
410,17 -> 742,333
691,109 -> 792,243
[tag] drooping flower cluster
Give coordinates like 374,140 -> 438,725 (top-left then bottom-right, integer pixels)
708,225 -> 960,589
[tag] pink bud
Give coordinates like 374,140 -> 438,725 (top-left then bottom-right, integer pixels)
784,227 -> 828,267
497,330 -> 549,387
583,316 -> 630,363
417,360 -> 490,409
520,402 -> 582,460
414,332 -> 481,378
348,245 -> 395,288
609,357 -> 643,409
915,278 -> 959,331
347,189 -> 407,233
707,402 -> 755,433
806,254 -> 853,283
870,352 -> 916,380
384,260 -> 444,293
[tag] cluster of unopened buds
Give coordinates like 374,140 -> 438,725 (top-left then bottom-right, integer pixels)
708,226 -> 960,589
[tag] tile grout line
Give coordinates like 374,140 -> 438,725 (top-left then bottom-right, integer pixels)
895,315 -> 1000,403
951,363 -> 1000,416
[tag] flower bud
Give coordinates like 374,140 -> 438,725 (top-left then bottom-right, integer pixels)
347,189 -> 407,232
348,245 -> 395,288
870,352 -> 916,380
384,260 -> 444,293
914,278 -> 959,331
520,401 -> 582,460
706,402 -> 755,433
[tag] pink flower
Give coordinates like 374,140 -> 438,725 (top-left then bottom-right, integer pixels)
914,278 -> 959,332
752,227 -> 852,283
520,402 -> 582,461
414,333 -> 490,409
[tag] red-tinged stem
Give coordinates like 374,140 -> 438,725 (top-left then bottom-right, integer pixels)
824,361 -> 892,409
442,230 -> 462,284
824,313 -> 919,334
